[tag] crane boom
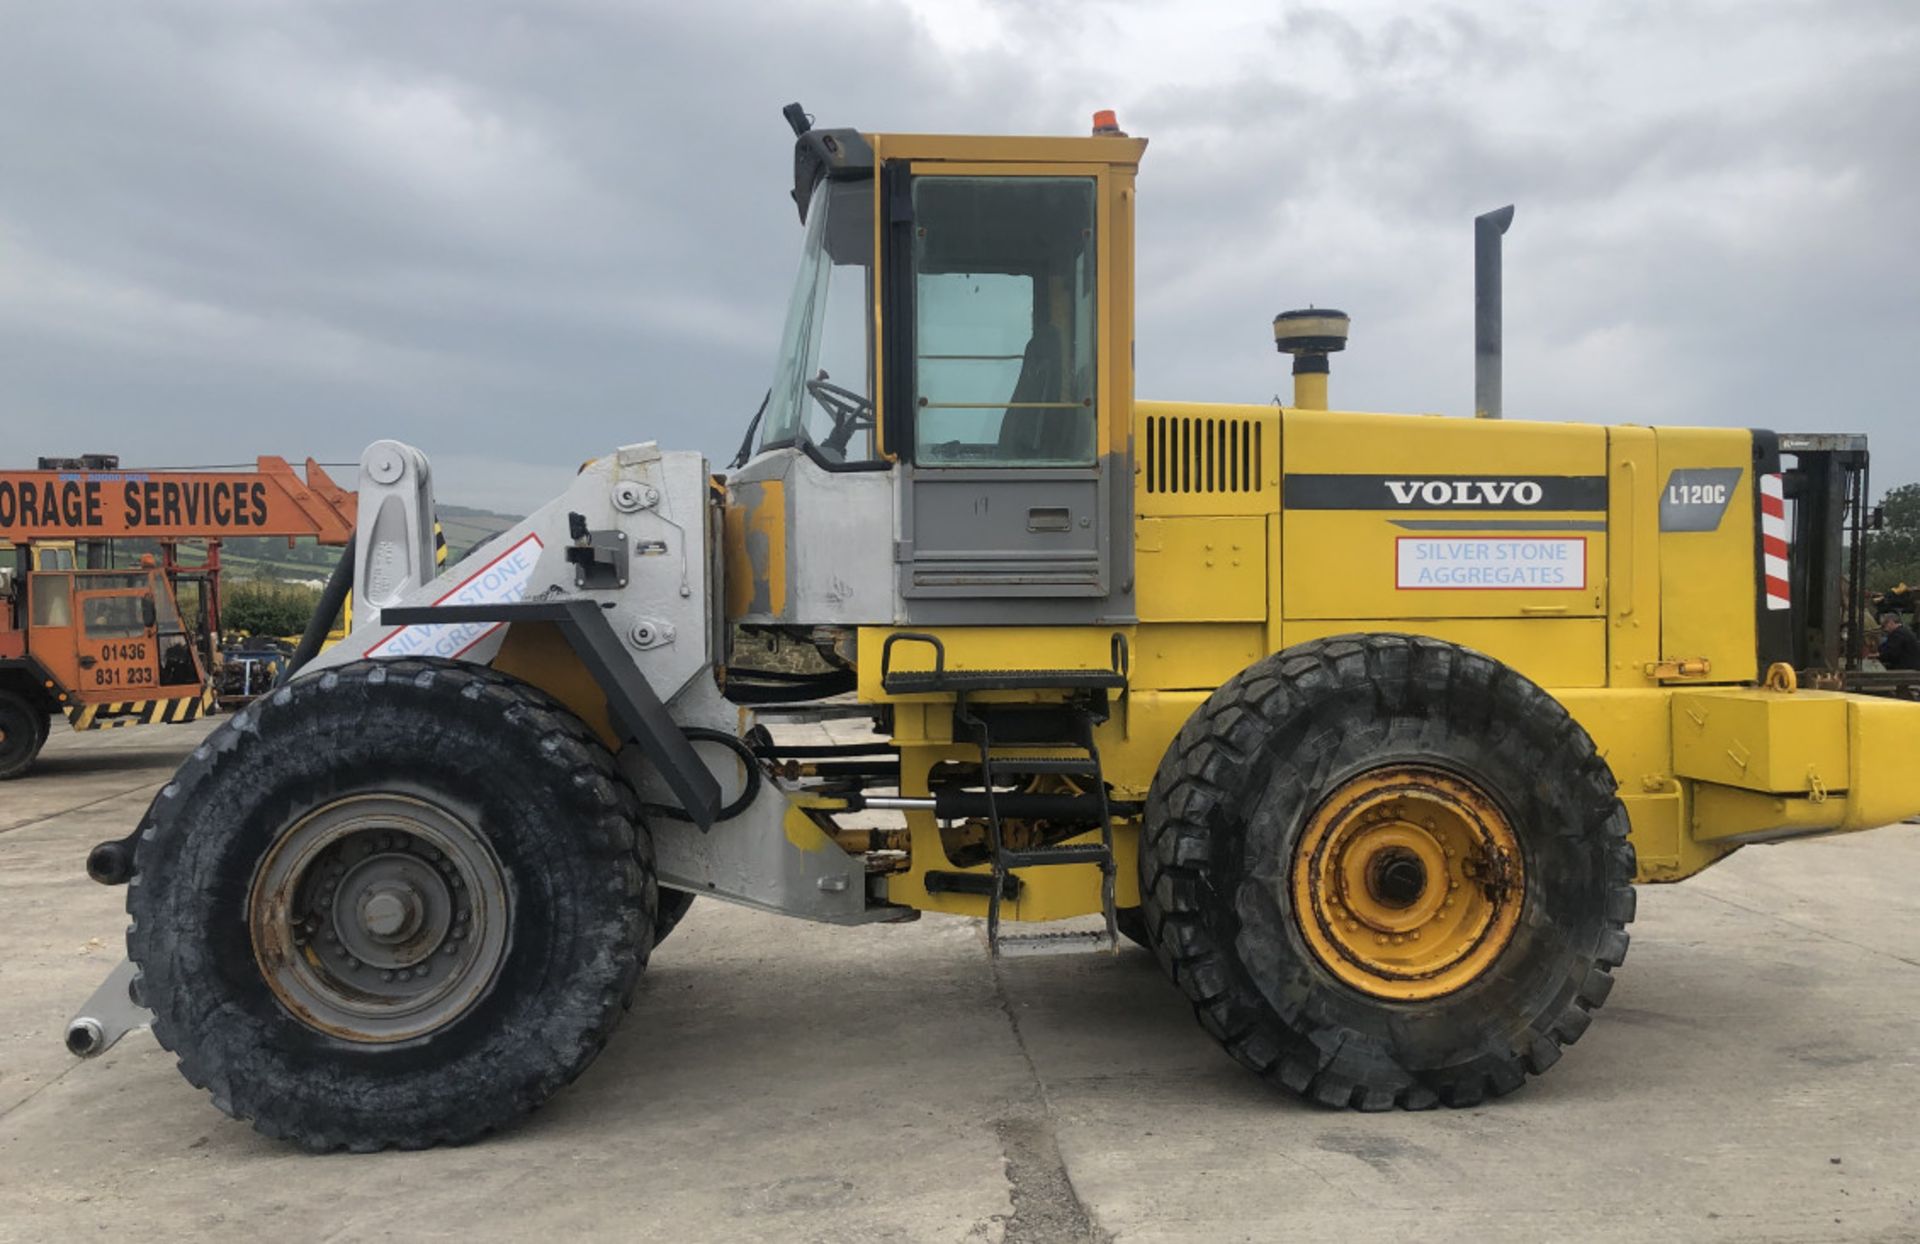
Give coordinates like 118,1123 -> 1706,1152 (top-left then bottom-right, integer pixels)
0,457 -> 354,544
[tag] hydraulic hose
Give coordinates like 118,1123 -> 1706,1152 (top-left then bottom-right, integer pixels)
281,535 -> 355,687
643,727 -> 763,824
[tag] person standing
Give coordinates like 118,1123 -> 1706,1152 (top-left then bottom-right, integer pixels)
1877,611 -> 1920,671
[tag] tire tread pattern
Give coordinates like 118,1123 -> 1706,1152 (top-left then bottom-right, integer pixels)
126,657 -> 653,1151
1138,634 -> 1635,1111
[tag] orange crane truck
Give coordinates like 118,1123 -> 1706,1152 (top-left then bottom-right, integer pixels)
0,457 -> 354,777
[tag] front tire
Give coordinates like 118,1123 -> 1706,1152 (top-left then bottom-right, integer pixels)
1139,634 -> 1634,1110
127,658 -> 654,1150
0,690 -> 46,780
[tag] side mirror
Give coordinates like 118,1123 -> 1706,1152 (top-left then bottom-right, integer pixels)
141,597 -> 157,629
1869,506 -> 1886,532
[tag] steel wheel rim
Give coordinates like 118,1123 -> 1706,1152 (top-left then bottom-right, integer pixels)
248,794 -> 511,1042
1290,764 -> 1524,1001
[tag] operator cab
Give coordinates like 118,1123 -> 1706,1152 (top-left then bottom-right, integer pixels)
726,109 -> 1146,631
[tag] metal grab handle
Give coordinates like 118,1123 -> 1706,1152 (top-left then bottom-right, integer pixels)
1617,459 -> 1637,619
880,631 -> 946,682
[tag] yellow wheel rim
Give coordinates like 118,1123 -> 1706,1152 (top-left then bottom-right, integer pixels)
1290,764 -> 1525,1001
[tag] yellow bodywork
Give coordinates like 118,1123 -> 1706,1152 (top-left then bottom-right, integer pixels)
823,397 -> 1920,921
697,126 -> 1920,926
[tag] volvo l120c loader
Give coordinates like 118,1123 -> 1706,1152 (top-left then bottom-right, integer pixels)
66,107 -> 1920,1149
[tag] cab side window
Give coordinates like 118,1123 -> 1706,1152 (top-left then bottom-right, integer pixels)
82,595 -> 146,639
30,574 -> 73,627
912,177 -> 1097,467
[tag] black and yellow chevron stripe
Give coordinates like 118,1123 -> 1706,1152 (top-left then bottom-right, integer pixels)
67,684 -> 217,731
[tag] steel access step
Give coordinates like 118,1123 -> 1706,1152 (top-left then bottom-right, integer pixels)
995,929 -> 1119,958
877,630 -> 1128,697
999,843 -> 1111,868
950,689 -> 1122,959
987,757 -> 1100,777
881,667 -> 1126,695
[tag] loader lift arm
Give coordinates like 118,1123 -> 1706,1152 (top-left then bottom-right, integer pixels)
380,600 -> 723,828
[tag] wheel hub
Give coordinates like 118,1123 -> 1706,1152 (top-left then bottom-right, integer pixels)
248,795 -> 509,1043
1290,764 -> 1524,1001
1367,847 -> 1427,909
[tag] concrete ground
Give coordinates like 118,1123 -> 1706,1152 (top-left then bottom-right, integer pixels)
3,720 -> 1918,1243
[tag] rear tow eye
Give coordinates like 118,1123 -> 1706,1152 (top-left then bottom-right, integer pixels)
65,959 -> 152,1059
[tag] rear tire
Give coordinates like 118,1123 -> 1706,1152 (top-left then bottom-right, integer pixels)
127,658 -> 654,1150
0,690 -> 45,780
1139,634 -> 1634,1110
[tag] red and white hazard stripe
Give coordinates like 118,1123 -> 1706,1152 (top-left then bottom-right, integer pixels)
1759,472 -> 1790,611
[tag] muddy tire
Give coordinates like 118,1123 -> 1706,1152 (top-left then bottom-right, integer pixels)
1138,634 -> 1634,1110
127,658 -> 654,1150
0,690 -> 45,780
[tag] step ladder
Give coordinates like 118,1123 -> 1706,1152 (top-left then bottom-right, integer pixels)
957,698 -> 1120,958
879,631 -> 1126,958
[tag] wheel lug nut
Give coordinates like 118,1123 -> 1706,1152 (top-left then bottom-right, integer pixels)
382,970 -> 396,982
1411,931 -> 1421,941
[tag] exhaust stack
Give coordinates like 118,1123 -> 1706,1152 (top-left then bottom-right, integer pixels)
1474,205 -> 1515,419
1273,308 -> 1350,411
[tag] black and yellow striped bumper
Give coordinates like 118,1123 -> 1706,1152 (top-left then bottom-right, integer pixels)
67,685 -> 217,731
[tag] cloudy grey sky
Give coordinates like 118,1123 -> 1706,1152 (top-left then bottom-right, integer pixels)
2,0 -> 1915,512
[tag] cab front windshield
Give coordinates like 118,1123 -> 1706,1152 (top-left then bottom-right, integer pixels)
758,178 -> 877,464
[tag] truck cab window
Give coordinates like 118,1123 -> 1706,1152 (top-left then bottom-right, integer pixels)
82,595 -> 147,639
760,179 -> 877,465
912,176 -> 1097,467
30,574 -> 72,627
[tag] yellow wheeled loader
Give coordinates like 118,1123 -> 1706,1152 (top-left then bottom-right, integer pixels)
66,105 -> 1920,1148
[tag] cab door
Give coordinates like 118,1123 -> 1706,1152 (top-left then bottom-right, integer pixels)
72,581 -> 159,698
886,163 -> 1122,602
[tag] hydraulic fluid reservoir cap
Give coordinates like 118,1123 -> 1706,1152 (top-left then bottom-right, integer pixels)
1273,308 -> 1350,355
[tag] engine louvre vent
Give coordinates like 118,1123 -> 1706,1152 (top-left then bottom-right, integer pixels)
1143,413 -> 1263,495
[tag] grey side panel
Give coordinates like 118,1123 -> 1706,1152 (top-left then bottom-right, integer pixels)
901,465 -> 1106,597
727,448 -> 894,626
895,449 -> 1135,626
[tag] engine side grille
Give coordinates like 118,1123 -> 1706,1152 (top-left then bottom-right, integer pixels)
1143,413 -> 1263,495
